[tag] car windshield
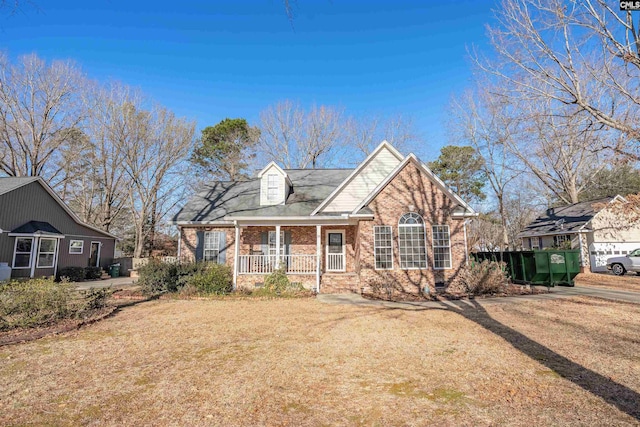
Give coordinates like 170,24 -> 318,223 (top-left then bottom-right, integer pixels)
630,249 -> 640,257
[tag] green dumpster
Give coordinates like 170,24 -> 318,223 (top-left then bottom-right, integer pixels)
471,250 -> 581,287
109,263 -> 120,278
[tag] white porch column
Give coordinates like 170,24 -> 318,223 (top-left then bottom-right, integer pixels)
233,223 -> 240,290
30,236 -> 39,278
275,225 -> 281,269
316,225 -> 321,293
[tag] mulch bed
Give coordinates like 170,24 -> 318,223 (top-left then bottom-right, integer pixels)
363,284 -> 549,303
0,306 -> 118,347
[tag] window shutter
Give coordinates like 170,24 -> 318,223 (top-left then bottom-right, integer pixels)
195,231 -> 204,261
218,231 -> 227,264
284,231 -> 292,256
261,232 -> 268,255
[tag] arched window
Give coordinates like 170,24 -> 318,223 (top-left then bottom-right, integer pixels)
398,212 -> 427,269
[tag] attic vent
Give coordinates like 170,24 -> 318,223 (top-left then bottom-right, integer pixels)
555,218 -> 565,230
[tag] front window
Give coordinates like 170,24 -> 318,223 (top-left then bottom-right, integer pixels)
553,234 -> 571,248
432,225 -> 451,269
13,237 -> 33,268
268,231 -> 285,257
267,174 -> 279,201
37,238 -> 57,268
204,232 -> 221,262
398,213 -> 427,269
69,240 -> 84,254
374,226 -> 393,269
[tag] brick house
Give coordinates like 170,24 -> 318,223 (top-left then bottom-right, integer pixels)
173,142 -> 476,293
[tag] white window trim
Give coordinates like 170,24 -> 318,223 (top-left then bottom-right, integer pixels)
69,239 -> 84,254
12,237 -> 34,269
531,237 -> 540,250
36,237 -> 57,268
325,229 -> 346,272
267,174 -> 279,201
268,230 -> 285,257
204,231 -> 221,263
90,241 -> 102,267
373,225 -> 394,270
432,225 -> 452,270
398,213 -> 428,270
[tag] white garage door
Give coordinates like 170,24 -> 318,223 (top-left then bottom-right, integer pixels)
589,242 -> 640,272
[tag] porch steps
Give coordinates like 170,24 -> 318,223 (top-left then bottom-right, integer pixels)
320,273 -> 360,294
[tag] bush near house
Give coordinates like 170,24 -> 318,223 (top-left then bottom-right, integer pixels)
138,260 -> 233,296
84,267 -> 103,280
251,268 -> 308,297
180,264 -> 233,296
0,278 -> 112,331
57,266 -> 86,282
448,260 -> 510,296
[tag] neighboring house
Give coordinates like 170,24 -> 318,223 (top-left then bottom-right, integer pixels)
173,141 -> 477,294
518,195 -> 640,272
0,177 -> 118,279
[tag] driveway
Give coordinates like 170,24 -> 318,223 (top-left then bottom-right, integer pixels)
318,285 -> 640,309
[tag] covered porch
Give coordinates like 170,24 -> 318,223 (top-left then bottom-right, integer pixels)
231,221 -> 357,292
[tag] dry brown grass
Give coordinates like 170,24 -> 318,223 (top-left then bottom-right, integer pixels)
576,272 -> 640,292
1,297 -> 639,426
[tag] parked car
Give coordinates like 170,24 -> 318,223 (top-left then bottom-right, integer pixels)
606,248 -> 640,275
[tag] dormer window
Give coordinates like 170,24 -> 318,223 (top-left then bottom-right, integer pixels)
267,174 -> 279,201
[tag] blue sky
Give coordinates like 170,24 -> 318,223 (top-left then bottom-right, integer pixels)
1,0 -> 496,161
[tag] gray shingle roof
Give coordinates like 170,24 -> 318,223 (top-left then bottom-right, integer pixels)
0,177 -> 39,196
519,197 -> 614,237
11,220 -> 63,236
174,169 -> 353,222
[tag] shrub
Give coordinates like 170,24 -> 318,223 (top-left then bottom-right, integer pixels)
448,260 -> 510,296
137,259 -> 179,295
80,287 -> 113,310
57,266 -> 86,282
84,266 -> 102,280
138,260 -> 211,295
181,264 -> 232,295
0,278 -> 74,330
251,268 -> 308,297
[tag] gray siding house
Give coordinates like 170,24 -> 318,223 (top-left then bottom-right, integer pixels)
0,177 -> 117,279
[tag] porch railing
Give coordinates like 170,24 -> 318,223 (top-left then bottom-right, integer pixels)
326,253 -> 345,271
238,254 -> 317,275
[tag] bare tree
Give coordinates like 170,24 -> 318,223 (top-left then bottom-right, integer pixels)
477,0 -> 640,160
344,114 -> 419,159
258,100 -> 345,168
118,102 -> 195,257
450,87 -> 521,249
0,53 -> 88,188
65,84 -> 142,233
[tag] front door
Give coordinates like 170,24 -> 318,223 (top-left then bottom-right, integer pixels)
89,242 -> 100,267
326,231 -> 345,272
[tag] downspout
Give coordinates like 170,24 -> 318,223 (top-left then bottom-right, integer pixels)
176,227 -> 182,261
463,219 -> 470,265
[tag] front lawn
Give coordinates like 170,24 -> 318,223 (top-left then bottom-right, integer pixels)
1,297 -> 638,425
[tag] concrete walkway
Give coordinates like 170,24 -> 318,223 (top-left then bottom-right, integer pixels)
74,276 -> 138,290
317,285 -> 640,310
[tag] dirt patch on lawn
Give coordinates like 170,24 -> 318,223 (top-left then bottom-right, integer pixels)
576,272 -> 640,292
0,297 -> 638,426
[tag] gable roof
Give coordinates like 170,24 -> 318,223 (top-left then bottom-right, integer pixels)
0,177 -> 118,239
173,169 -> 353,223
519,197 -> 618,237
311,141 -> 404,215
0,177 -> 39,196
351,154 -> 477,216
